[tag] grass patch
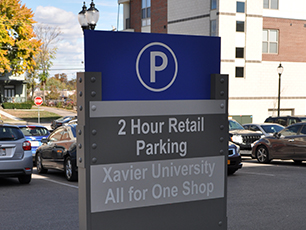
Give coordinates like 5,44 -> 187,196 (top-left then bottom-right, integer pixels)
2,109 -> 61,120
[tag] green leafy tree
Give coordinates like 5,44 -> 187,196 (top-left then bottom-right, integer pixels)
46,77 -> 61,90
0,0 -> 41,74
46,84 -> 60,100
67,78 -> 76,91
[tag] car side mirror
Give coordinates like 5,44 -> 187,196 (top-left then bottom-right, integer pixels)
41,137 -> 48,144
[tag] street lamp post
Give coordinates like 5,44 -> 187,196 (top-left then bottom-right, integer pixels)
277,63 -> 284,116
78,1 -> 100,31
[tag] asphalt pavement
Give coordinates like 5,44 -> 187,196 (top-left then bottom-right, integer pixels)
30,106 -> 77,130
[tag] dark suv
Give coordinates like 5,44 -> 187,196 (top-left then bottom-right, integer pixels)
229,119 -> 262,150
264,116 -> 306,127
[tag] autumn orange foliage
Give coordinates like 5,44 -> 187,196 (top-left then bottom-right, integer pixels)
0,0 -> 42,74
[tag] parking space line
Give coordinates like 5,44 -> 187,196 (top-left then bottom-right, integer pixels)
33,174 -> 78,189
242,162 -> 273,167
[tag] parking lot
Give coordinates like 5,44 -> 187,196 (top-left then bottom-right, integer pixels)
1,156 -> 306,229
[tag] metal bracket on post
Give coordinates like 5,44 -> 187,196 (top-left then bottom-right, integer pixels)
211,74 -> 229,116
211,74 -> 228,101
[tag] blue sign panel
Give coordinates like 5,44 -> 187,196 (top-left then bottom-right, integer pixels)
84,30 -> 220,101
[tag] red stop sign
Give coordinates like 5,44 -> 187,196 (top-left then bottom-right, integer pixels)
34,96 -> 43,106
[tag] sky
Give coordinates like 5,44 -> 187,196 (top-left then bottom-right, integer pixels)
21,0 -> 123,80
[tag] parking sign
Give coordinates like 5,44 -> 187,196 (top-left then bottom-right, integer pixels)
78,31 -> 227,230
84,31 -> 220,100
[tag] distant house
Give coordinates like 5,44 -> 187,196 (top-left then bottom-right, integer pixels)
0,72 -> 27,103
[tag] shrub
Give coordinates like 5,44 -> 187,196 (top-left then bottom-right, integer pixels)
2,102 -> 32,109
56,101 -> 63,108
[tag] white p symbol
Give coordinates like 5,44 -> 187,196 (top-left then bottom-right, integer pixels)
150,52 -> 168,83
136,42 -> 178,92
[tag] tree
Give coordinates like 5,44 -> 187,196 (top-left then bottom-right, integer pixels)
46,84 -> 60,100
0,0 -> 41,74
54,73 -> 68,84
34,24 -> 62,101
26,70 -> 38,100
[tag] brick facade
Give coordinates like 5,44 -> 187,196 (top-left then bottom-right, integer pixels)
130,0 -> 141,32
151,0 -> 167,33
263,17 -> 306,62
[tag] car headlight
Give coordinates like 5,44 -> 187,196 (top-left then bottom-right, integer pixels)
236,145 -> 240,155
232,135 -> 243,144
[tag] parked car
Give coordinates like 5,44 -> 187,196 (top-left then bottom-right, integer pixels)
229,119 -> 262,150
252,122 -> 306,163
35,124 -> 77,181
0,124 -> 32,184
66,118 -> 77,125
51,115 -> 77,130
17,125 -> 50,162
264,116 -> 306,127
228,141 -> 242,175
243,123 -> 284,136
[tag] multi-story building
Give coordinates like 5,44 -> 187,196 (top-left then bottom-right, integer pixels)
118,0 -> 306,123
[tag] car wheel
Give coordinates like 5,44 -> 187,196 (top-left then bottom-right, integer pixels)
65,156 -> 77,181
256,145 -> 271,163
18,175 -> 31,184
36,152 -> 48,174
228,169 -> 237,175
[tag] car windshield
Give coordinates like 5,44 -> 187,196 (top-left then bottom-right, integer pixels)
19,127 -> 49,136
70,125 -> 77,137
261,125 -> 283,134
0,127 -> 24,140
229,120 -> 244,130
57,116 -> 71,122
299,117 -> 306,122
280,124 -> 301,137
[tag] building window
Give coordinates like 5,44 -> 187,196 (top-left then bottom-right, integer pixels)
4,85 -> 15,100
236,47 -> 244,58
236,21 -> 244,32
262,29 -> 278,53
211,0 -> 217,10
210,20 -> 217,36
236,2 -> 245,13
236,67 -> 244,78
142,0 -> 151,26
263,0 -> 278,9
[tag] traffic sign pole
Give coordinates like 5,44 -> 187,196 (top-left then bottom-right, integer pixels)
38,105 -> 40,124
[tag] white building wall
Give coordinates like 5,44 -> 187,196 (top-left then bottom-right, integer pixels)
168,0 -> 210,35
218,0 -> 306,122
245,18 -> 262,61
165,0 -> 306,123
263,0 -> 306,19
168,19 -> 209,36
230,60 -> 306,123
218,15 -> 236,61
168,0 -> 210,21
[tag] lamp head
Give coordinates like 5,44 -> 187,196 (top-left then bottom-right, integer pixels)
277,63 -> 284,75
